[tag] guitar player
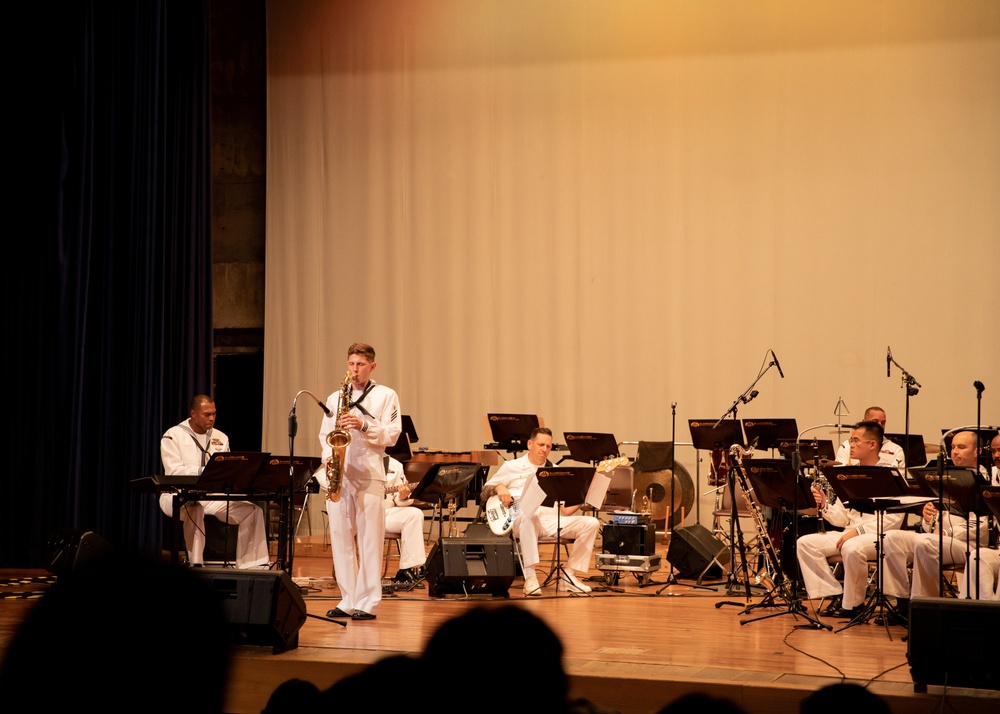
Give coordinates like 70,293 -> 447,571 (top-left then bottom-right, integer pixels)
384,456 -> 427,585
481,427 -> 599,596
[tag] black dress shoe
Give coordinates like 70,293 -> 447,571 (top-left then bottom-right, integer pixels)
326,608 -> 350,619
829,605 -> 862,620
352,610 -> 376,621
819,596 -> 842,616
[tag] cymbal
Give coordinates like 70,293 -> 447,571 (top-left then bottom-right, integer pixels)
804,458 -> 841,468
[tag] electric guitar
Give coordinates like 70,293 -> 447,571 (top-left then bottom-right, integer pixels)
485,455 -> 629,535
384,482 -> 418,496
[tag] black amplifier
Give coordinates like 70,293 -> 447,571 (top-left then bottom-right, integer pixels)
602,522 -> 657,557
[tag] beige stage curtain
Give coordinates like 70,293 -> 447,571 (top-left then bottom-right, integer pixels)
264,1 -> 999,515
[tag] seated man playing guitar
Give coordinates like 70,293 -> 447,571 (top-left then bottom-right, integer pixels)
384,457 -> 427,585
481,427 -> 599,596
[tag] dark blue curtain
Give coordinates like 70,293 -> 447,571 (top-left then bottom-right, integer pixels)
3,1 -> 213,566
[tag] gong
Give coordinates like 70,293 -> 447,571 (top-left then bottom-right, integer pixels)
631,461 -> 695,526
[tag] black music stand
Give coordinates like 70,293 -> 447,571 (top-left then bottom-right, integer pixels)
742,419 -> 798,452
407,462 -> 482,542
255,455 -> 321,561
171,452 -> 270,568
689,419 -> 749,597
909,465 -> 989,598
776,439 -> 836,463
535,467 -> 596,593
822,465 -> 919,638
563,432 -> 621,466
885,432 -> 926,469
737,459 -> 829,630
485,413 -> 541,455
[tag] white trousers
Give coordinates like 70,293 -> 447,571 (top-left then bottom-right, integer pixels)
513,508 -> 600,575
384,506 -> 426,570
797,530 -> 878,610
913,534 -> 996,599
328,476 -> 385,615
158,493 -> 269,569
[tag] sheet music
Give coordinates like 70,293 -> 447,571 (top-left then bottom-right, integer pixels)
585,470 -> 611,509
519,472 -> 546,518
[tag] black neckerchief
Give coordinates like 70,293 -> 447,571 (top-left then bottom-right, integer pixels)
350,381 -> 377,417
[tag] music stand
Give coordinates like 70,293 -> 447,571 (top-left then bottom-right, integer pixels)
742,419 -> 798,452
909,465 -> 989,598
885,432 -> 926,469
407,462 -> 482,542
535,467 -> 597,593
822,465 -> 920,637
689,419 -> 748,597
563,432 -> 621,465
776,439 -> 835,463
254,456 -> 321,554
172,452 -> 270,568
486,413 -> 541,455
736,459 -> 829,630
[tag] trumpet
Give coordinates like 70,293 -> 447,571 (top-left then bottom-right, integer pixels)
325,371 -> 353,502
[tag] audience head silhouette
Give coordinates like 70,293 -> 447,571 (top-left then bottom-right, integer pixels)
656,692 -> 747,714
0,550 -> 231,712
800,683 -> 890,714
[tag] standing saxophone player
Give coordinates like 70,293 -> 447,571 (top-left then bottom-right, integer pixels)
319,343 -> 401,621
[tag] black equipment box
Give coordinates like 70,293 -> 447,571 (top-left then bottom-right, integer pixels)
602,522 -> 657,557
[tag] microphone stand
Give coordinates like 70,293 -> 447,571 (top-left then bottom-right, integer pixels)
887,348 -> 921,469
284,390 -> 332,574
713,357 -> 774,604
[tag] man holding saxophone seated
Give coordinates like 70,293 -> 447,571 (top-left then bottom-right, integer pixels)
482,427 -> 599,596
319,342 -> 401,622
796,420 -> 905,619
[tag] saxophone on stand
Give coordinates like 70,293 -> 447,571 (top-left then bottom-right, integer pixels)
325,371 -> 353,503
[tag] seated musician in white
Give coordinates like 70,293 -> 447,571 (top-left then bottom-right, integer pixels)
883,430 -> 994,606
833,406 -> 905,468
158,394 -> 269,569
796,420 -> 905,619
482,427 -> 599,596
384,457 -> 427,584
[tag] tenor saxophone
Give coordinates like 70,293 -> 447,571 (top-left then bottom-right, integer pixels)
729,441 -> 789,591
325,371 -> 353,503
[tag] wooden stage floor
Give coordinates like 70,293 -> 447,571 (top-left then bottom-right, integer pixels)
2,537 -> 997,714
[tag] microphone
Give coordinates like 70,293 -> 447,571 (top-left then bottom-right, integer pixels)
293,389 -> 333,416
770,350 -> 784,378
974,380 -> 986,395
887,346 -> 891,377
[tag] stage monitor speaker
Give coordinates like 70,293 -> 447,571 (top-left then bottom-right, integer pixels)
602,523 -> 656,556
196,569 -> 306,653
425,537 -> 516,598
907,596 -> 1000,692
666,524 -> 728,579
43,529 -> 113,575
